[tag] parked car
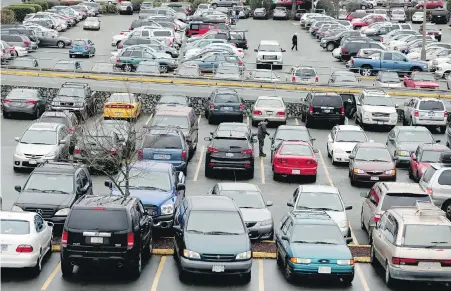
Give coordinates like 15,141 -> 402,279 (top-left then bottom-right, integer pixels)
270,125 -> 314,160
69,39 -> 96,58
251,96 -> 287,126
119,1 -> 134,15
403,72 -> 440,89
204,88 -> 244,124
35,31 -> 71,48
327,125 -> 368,164
83,17 -> 100,30
373,71 -> 403,88
409,143 -> 451,181
253,7 -> 268,19
301,92 -> 345,127
273,7 -> 288,20
402,97 -> 447,131
2,88 -> 46,119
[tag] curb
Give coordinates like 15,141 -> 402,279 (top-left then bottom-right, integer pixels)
3,70 -> 450,99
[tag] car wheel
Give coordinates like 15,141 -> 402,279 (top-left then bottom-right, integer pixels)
61,259 -> 74,278
124,64 -> 133,72
129,252 -> 142,279
370,245 -> 378,266
173,245 -> 179,262
69,54 -> 73,58
408,165 -> 414,180
385,261 -> 396,287
34,108 -> 40,119
143,236 -> 153,261
242,272 -> 251,283
14,51 -> 19,57
360,66 -> 373,76
204,162 -> 213,178
272,171 -> 278,181
276,249 -> 283,268
350,175 -> 357,187
310,175 -> 317,183
159,65 -> 168,73
3,112 -> 10,119
440,126 -> 446,133
305,116 -> 311,128
284,261 -> 293,282
208,115 -> 214,124
326,43 -> 335,52
31,249 -> 42,276
57,41 -> 65,48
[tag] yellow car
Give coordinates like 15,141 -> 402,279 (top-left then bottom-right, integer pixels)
103,93 -> 141,120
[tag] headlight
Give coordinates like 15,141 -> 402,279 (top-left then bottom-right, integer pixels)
384,169 -> 396,175
12,205 -> 23,211
337,259 -> 354,265
260,219 -> 272,226
363,112 -> 371,118
55,208 -> 70,216
15,147 -> 23,156
353,169 -> 364,174
338,220 -> 348,228
183,249 -> 200,259
397,150 -> 409,156
236,250 -> 252,260
160,201 -> 174,215
290,258 -> 311,264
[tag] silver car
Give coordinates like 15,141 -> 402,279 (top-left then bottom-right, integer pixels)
83,17 -> 100,30
287,185 -> 352,237
273,7 -> 288,20
419,161 -> 451,218
13,123 -> 70,171
213,63 -> 242,80
374,71 -> 404,88
251,96 -> 287,126
208,182 -> 274,240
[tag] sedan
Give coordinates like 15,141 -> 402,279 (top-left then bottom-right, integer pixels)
155,94 -> 190,111
83,17 -> 100,30
409,144 -> 450,181
253,8 -> 268,19
327,125 -> 368,164
403,72 -> 440,89
270,125 -> 315,160
204,88 -> 244,123
35,31 -> 71,48
2,88 -> 46,119
208,182 -> 274,240
374,71 -> 403,88
251,96 -> 287,126
273,7 -> 288,20
184,53 -> 243,74
0,211 -> 53,275
272,141 -> 318,182
103,93 -> 141,120
328,71 -> 359,86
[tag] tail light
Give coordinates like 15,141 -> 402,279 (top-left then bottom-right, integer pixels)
276,112 -> 285,116
237,61 -> 243,66
105,104 -> 134,109
308,106 -> 313,114
306,159 -> 317,165
129,26 -> 133,30
245,41 -> 248,46
69,45 -> 72,49
127,233 -> 134,249
426,187 -> 433,195
445,112 -> 448,119
351,59 -> 354,66
207,147 -> 219,153
110,149 -> 117,155
237,49 -> 243,53
16,245 -> 33,253
231,43 -> 237,47
253,110 -> 262,115
24,41 -> 31,46
138,149 -> 143,160
61,230 -> 68,247
2,99 -> 12,103
241,149 -> 253,155
25,100 -> 37,105
414,110 -> 419,117
291,76 -> 296,82
120,31 -> 124,35
315,76 -> 319,82
239,104 -> 244,111
374,214 -> 381,223
92,207 -> 105,210
341,47 -> 347,54
392,257 -> 417,265
210,104 -> 214,109
116,57 -> 121,62
85,46 -> 89,50
277,158 -> 288,164
2,49 -> 6,53
182,150 -> 188,160
340,107 -> 345,115
74,146 -> 81,154
119,44 -> 123,49
68,127 -> 74,133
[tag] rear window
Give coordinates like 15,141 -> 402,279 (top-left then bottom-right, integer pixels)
68,209 -> 129,231
312,95 -> 343,107
153,31 -> 171,36
295,68 -> 316,77
438,170 -> 451,186
350,12 -> 366,18
73,40 -> 86,46
256,99 -> 283,108
280,144 -> 312,156
381,193 -> 430,211
1,219 -> 30,234
422,167 -> 437,183
143,134 -> 182,148
419,100 -> 444,111
213,138 -> 248,149
403,225 -> 451,248
214,94 -> 240,103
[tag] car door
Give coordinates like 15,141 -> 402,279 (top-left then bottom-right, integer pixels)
327,126 -> 337,155
372,211 -> 387,263
411,146 -> 421,177
198,55 -> 216,71
392,52 -> 411,72
276,215 -> 290,260
130,50 -> 143,65
83,168 -> 93,194
78,168 -> 92,195
378,213 -> 398,264
136,201 -> 151,244
381,52 -> 394,70
34,214 -> 50,252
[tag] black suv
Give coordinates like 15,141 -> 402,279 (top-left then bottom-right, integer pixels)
204,88 -> 245,124
204,130 -> 255,179
173,196 -> 252,282
431,9 -> 449,24
12,161 -> 93,225
341,40 -> 384,61
50,82 -> 97,119
60,195 -> 153,278
321,29 -> 362,52
301,92 -> 345,127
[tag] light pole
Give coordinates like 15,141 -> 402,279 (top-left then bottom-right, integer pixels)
420,1 -> 427,60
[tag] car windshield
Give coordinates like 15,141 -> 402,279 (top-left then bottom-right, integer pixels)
350,12 -> 366,18
21,130 -> 56,145
214,94 -> 240,103
392,10 -> 404,14
421,150 -> 448,162
151,115 -> 189,129
398,130 -> 433,142
187,210 -> 245,234
258,44 -> 280,52
7,89 -> 37,99
219,190 -> 265,209
24,173 -> 73,194
275,129 -> 310,142
412,73 -> 436,81
1,220 -> 30,235
108,94 -> 135,102
335,131 -> 367,142
381,72 -> 400,82
291,225 -> 345,244
279,144 -> 312,156
296,192 -> 343,211
58,87 -> 84,98
335,74 -> 357,82
143,133 -> 182,149
381,193 -> 431,211
403,225 -> 451,248
256,99 -> 283,108
68,209 -> 129,231
364,96 -> 394,106
355,147 -> 392,161
159,95 -> 186,105
116,169 -> 171,191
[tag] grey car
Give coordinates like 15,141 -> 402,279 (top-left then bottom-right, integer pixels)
210,0 -> 240,8
35,31 -> 71,48
83,17 -> 101,30
273,7 -> 288,20
208,182 -> 274,240
2,88 -> 46,119
1,34 -> 34,52
118,38 -> 178,58
373,71 -> 404,88
328,71 -> 360,86
213,63 -> 242,80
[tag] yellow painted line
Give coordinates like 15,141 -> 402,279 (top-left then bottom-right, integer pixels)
354,257 -> 371,263
295,118 -> 299,125
150,256 -> 166,291
253,252 -> 276,259
153,249 -> 174,255
51,245 -> 60,252
193,146 -> 205,181
145,113 -> 154,125
40,262 -> 60,290
349,244 -> 370,248
258,259 -> 265,291
260,157 -> 265,184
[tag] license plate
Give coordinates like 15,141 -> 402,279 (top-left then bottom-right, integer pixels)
222,107 -> 232,111
226,153 -> 234,157
318,266 -> 331,274
292,169 -> 301,175
302,78 -> 310,81
12,102 -> 22,106
154,154 -> 170,159
29,160 -> 37,165
266,111 -> 273,115
419,262 -> 441,269
212,265 -> 225,272
90,237 -> 103,244
1,244 -> 8,252
370,176 -> 379,181
323,110 -> 330,113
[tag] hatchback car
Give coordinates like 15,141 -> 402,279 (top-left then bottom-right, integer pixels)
251,96 -> 287,126
69,39 -> 95,58
327,125 -> 368,164
2,88 -> 46,119
204,88 -> 244,124
409,143 -> 451,181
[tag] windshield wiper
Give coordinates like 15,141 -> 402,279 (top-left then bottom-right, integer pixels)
425,241 -> 449,248
41,189 -> 70,194
24,188 -> 44,192
128,186 -> 168,191
240,206 -> 256,209
163,146 -> 179,149
205,231 -> 240,235
368,159 -> 389,162
307,241 -> 337,245
315,207 -> 340,211
188,230 -> 206,234
32,143 -> 52,145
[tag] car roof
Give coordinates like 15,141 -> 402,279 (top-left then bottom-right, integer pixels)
256,96 -> 284,101
130,161 -> 173,171
0,211 -> 37,220
390,204 -> 450,225
28,122 -> 60,131
155,106 -> 192,116
41,111 -> 74,118
378,182 -> 427,194
419,143 -> 449,151
259,40 -> 280,45
290,210 -> 337,225
336,125 -> 363,131
214,130 -> 247,139
187,195 -> 238,211
33,162 -> 80,174
278,125 -> 307,131
299,184 -> 339,193
396,126 -> 430,132
280,140 -> 310,146
8,88 -> 38,95
359,142 -> 386,148
217,182 -> 260,191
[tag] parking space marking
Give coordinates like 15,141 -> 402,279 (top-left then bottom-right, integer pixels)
356,264 -> 371,291
40,262 -> 60,290
294,118 -> 299,125
197,115 -> 201,125
150,256 -> 166,291
247,115 -> 250,125
145,113 -> 154,126
260,157 -> 265,184
258,259 -> 265,291
193,146 -> 205,182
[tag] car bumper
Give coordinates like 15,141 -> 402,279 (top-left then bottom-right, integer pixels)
104,109 -> 138,119
3,105 -> 35,115
69,51 -> 90,55
152,214 -> 174,228
252,115 -> 287,123
256,59 -> 282,65
207,159 -> 253,171
84,26 -> 100,29
307,114 -> 345,123
389,265 -> 451,282
210,111 -> 243,119
50,106 -> 84,113
352,173 -> 396,182
395,156 -> 411,165
361,118 -> 397,126
14,154 -> 56,169
180,257 -> 252,275
1,253 -> 40,268
247,223 -> 273,240
332,151 -> 351,163
413,118 -> 446,126
273,164 -> 317,176
288,261 -> 354,276
62,248 -> 133,265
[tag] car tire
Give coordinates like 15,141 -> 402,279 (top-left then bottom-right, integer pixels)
143,236 -> 153,261
370,245 -> 378,266
305,116 -> 311,128
3,112 -> 10,119
31,249 -> 42,276
61,259 -> 74,278
284,261 -> 294,282
326,43 -> 335,52
327,145 -> 331,158
440,126 -> 446,133
276,249 -> 283,268
205,162 -> 213,178
385,261 -> 397,287
341,274 -> 354,285
124,64 -> 133,72
350,176 -> 357,187
57,41 -> 65,48
129,252 -> 142,279
178,268 -> 188,281
159,65 -> 168,73
208,115 -> 214,124
408,165 -> 414,180
69,54 -> 73,58
360,211 -> 366,230
242,272 -> 251,283
173,245 -> 179,262
272,171 -> 278,181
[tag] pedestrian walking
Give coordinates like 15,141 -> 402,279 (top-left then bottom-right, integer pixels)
292,33 -> 298,51
257,119 -> 270,157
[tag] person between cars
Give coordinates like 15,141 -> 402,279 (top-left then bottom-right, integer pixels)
257,119 -> 270,157
292,33 -> 298,51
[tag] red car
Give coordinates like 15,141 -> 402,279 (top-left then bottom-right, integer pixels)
416,0 -> 443,9
352,15 -> 387,29
272,141 -> 318,182
403,72 -> 439,89
409,144 -> 450,181
346,11 -> 367,22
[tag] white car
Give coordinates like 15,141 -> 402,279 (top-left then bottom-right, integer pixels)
255,40 -> 285,69
332,47 -> 341,59
390,9 -> 406,22
355,89 -> 398,128
327,125 -> 369,164
0,211 -> 53,274
435,59 -> 451,78
430,55 -> 451,72
407,46 -> 445,61
111,30 -> 131,47
185,43 -> 244,59
251,96 -> 287,126
14,46 -> 29,57
412,11 -> 424,23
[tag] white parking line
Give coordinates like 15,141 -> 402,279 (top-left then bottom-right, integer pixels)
295,118 -> 299,125
246,115 -> 250,125
260,157 -> 265,184
145,113 -> 154,126
258,259 -> 265,291
197,115 -> 201,125
193,146 -> 205,182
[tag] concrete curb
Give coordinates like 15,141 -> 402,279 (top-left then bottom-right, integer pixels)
3,70 -> 450,99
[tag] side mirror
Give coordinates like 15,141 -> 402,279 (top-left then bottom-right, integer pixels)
14,185 -> 22,192
59,139 -> 66,145
15,137 -> 20,142
395,104 -> 399,108
254,49 -> 258,52
349,154 -> 355,159
78,186 -> 87,194
210,132 -> 214,135
313,148 -> 319,153
281,235 -> 289,241
287,201 -> 294,207
281,49 -> 286,52
435,140 -> 441,143
173,225 -> 182,232
204,136 -> 211,141
311,138 -> 316,141
266,201 -> 273,206
345,205 -> 353,210
360,191 -> 368,198
104,180 -> 113,188
176,183 -> 186,191
345,237 -> 353,244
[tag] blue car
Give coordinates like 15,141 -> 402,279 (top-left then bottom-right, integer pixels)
138,127 -> 189,175
275,210 -> 354,284
69,39 -> 96,58
105,161 -> 186,229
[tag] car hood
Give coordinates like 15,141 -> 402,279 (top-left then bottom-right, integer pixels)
326,211 -> 347,225
111,188 -> 173,206
290,243 -> 352,260
53,96 -> 82,103
185,233 -> 250,254
17,143 -> 57,155
361,105 -> 396,113
397,142 -> 424,152
240,208 -> 272,223
257,51 -> 281,57
15,191 -> 73,208
334,142 -> 359,152
354,160 -> 395,171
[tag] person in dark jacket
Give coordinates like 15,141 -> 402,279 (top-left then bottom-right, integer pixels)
257,119 -> 270,157
292,33 -> 298,51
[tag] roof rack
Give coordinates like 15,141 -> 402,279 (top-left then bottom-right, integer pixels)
414,201 -> 445,216
62,82 -> 89,87
291,210 -> 331,219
